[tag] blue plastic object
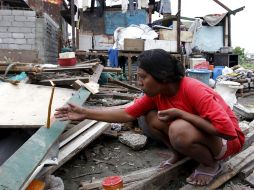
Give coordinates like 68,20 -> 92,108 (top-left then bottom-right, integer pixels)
186,69 -> 211,85
213,66 -> 225,80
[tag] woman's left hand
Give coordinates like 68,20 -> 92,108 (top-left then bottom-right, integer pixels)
157,108 -> 184,122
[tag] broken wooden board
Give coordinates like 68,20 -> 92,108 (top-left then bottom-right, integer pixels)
123,158 -> 193,190
245,171 -> 254,187
0,87 -> 91,190
0,82 -> 75,128
108,78 -> 142,92
39,121 -> 110,177
179,145 -> 254,190
0,64 -> 103,190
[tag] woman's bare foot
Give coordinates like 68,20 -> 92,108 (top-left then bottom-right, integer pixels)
186,162 -> 223,186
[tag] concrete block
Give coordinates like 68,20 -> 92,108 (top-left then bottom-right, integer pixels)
27,38 -> 35,45
24,11 -> 36,17
8,44 -> 19,49
26,16 -> 36,22
2,38 -> 15,43
12,10 -> 24,16
12,33 -> 25,39
0,21 -> 12,27
18,44 -> 32,50
24,33 -> 35,39
0,33 -> 12,38
23,22 -> 36,28
3,16 -> 14,22
8,27 -> 31,33
14,39 -> 26,44
118,132 -> 147,150
14,16 -> 27,22
0,10 -> 12,16
0,27 -> 8,32
12,22 -> 25,27
0,44 -> 9,49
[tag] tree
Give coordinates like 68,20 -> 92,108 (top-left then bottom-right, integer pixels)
233,46 -> 247,64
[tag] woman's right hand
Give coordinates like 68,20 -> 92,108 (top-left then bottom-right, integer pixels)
54,103 -> 86,121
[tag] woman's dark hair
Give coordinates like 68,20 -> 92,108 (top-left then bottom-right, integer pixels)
138,49 -> 185,83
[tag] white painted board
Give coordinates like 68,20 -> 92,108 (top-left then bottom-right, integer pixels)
0,82 -> 75,128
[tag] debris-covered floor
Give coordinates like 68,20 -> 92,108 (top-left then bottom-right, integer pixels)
52,95 -> 254,190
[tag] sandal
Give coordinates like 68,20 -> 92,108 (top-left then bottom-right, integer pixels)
186,163 -> 224,186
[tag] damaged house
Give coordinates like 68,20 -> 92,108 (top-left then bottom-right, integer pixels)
0,0 -> 69,64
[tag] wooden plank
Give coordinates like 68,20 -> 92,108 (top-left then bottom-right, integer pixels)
108,78 -> 141,92
123,158 -> 192,190
0,87 -> 91,190
38,76 -> 89,86
0,83 -> 75,128
59,119 -> 97,148
245,171 -> 254,187
39,122 -> 110,177
179,145 -> 254,190
80,166 -> 159,190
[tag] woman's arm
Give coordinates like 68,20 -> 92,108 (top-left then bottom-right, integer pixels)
158,108 -> 235,140
55,103 -> 136,123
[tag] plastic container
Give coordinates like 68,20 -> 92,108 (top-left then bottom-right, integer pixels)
186,69 -> 211,85
58,57 -> 77,66
213,66 -> 225,80
102,176 -> 123,190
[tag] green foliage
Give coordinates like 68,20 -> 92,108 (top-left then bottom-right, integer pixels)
233,46 -> 248,64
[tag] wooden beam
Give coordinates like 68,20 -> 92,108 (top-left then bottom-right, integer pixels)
123,158 -> 193,190
108,78 -> 141,92
212,0 -> 232,13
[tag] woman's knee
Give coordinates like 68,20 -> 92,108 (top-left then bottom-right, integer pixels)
145,111 -> 168,131
169,119 -> 194,150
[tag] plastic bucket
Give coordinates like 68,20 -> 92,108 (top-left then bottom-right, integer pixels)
186,69 -> 211,85
213,66 -> 225,80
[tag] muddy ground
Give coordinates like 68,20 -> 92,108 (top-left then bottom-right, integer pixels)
54,95 -> 254,190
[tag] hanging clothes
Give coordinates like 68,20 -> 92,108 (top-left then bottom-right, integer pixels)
122,0 -> 128,13
108,48 -> 119,68
159,0 -> 171,15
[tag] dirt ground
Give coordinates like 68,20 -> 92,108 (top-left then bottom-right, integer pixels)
54,95 -> 254,190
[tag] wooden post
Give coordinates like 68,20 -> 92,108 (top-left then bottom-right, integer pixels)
177,0 -> 181,53
70,0 -> 75,50
127,56 -> 132,82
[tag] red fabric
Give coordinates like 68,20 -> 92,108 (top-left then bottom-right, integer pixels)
125,77 -> 245,156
